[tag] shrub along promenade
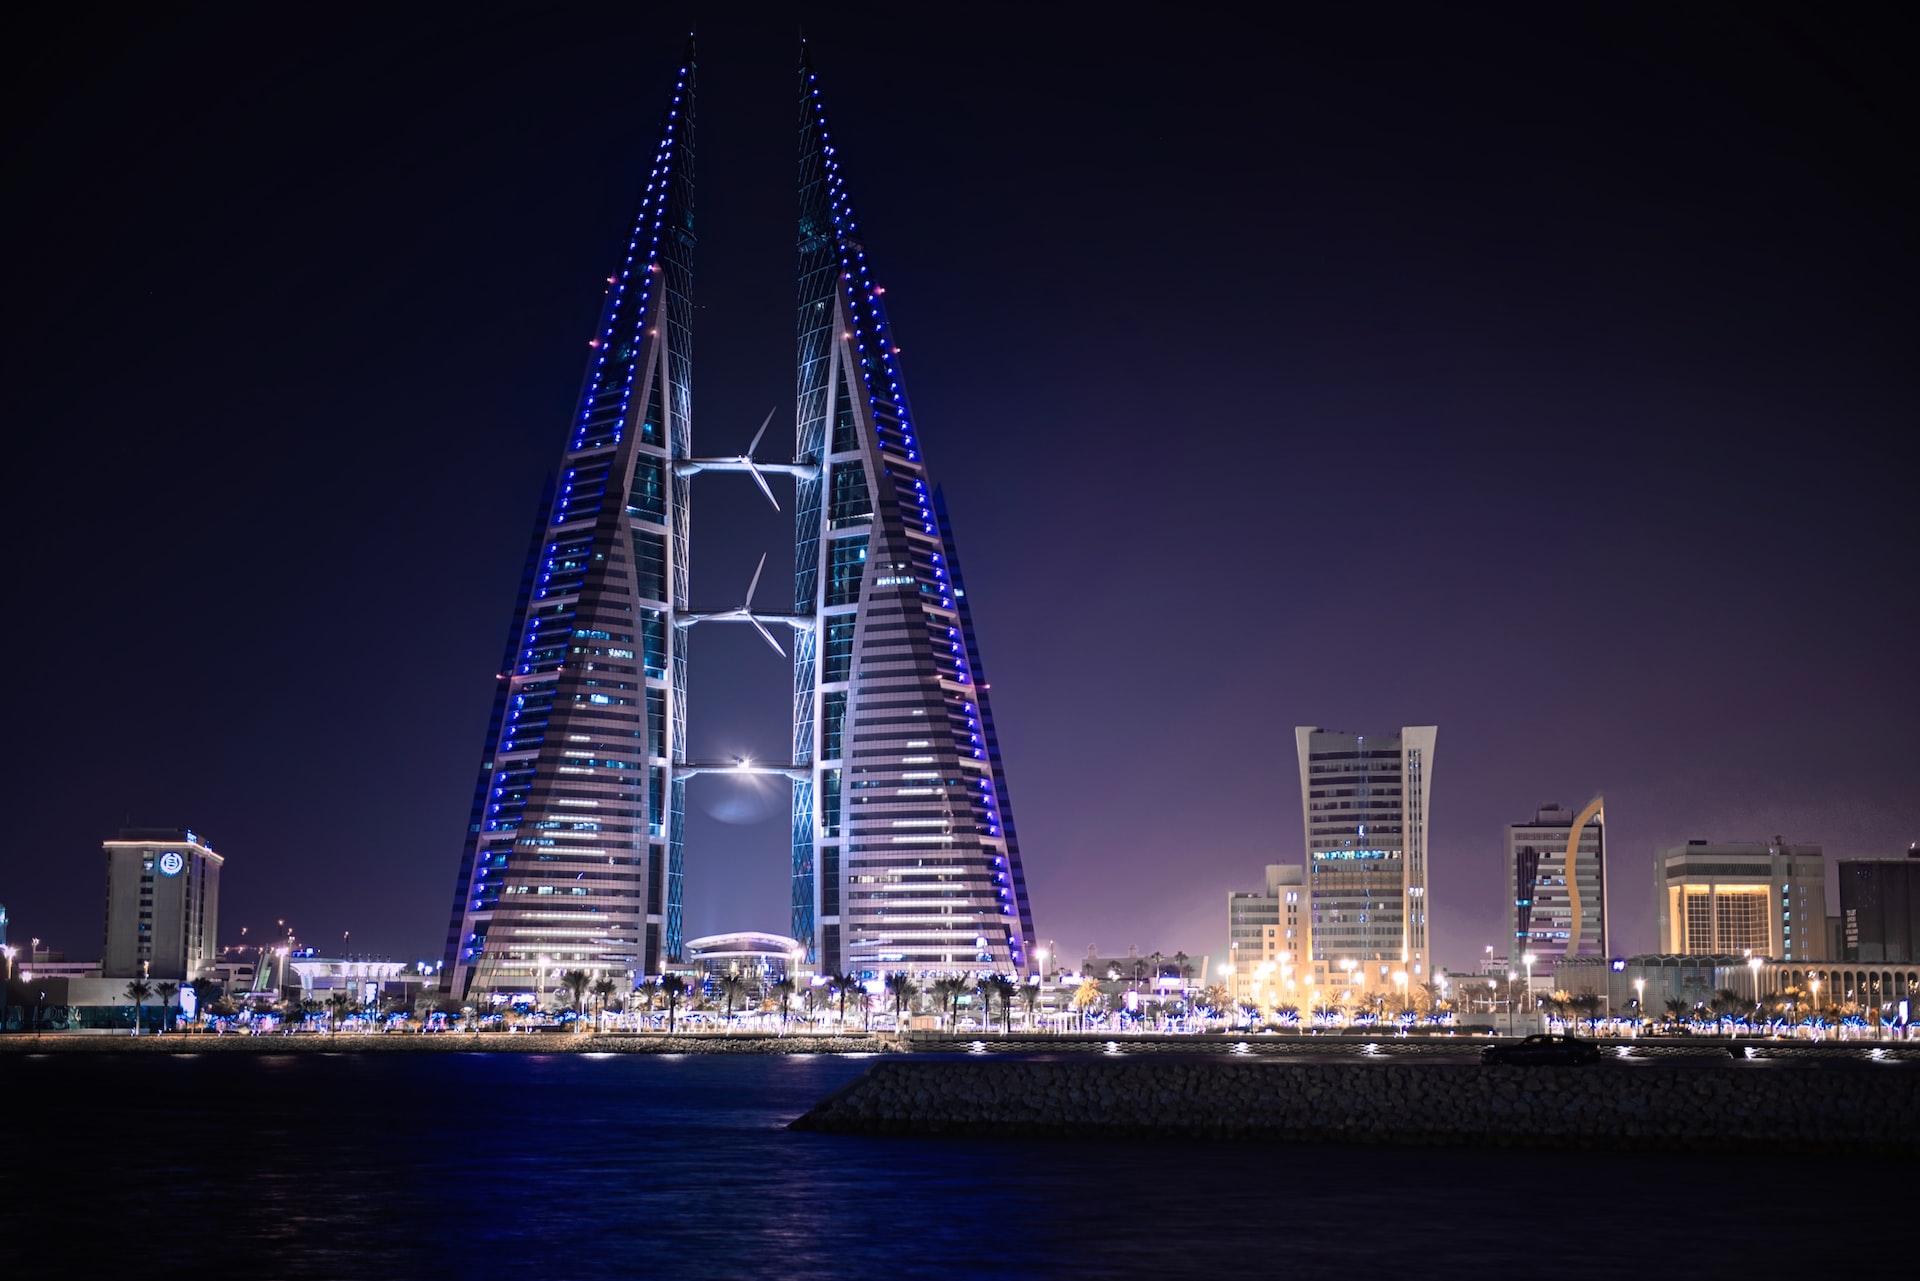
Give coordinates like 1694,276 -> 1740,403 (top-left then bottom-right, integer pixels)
791,1057 -> 1920,1151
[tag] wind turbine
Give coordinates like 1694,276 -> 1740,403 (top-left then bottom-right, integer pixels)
730,408 -> 779,511
713,552 -> 785,657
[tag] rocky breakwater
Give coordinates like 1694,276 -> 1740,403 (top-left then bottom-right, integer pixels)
791,1059 -> 1920,1152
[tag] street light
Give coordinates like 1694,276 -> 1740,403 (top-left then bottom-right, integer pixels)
1506,970 -> 1518,1036
1522,953 -> 1537,1032
1633,977 -> 1645,1030
1748,954 -> 1764,1029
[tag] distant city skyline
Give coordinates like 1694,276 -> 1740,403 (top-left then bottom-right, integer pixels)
5,12 -> 1913,969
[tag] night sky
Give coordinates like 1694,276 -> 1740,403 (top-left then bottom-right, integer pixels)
5,6 -> 1913,971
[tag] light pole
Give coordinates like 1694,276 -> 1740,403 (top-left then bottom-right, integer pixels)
1505,970 -> 1518,1036
1392,970 -> 1408,1030
1633,977 -> 1645,1032
1748,955 -> 1764,1034
1522,952 -> 1537,1033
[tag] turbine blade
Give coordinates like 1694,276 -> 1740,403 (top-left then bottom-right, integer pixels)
747,461 -> 780,512
749,616 -> 787,658
746,406 -> 776,458
744,551 -> 767,608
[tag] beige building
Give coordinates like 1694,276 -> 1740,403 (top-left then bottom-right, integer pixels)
101,827 -> 223,981
1225,864 -> 1304,1006
1653,841 -> 1826,962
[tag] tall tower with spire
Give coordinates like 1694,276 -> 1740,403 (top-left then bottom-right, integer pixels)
789,51 -> 1036,976
443,43 -> 1037,997
443,48 -> 697,999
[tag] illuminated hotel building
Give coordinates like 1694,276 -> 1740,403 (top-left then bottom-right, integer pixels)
101,828 -> 222,981
444,51 -> 697,998
1653,840 -> 1827,961
1506,798 -> 1608,975
790,49 -> 1034,977
1295,726 -> 1436,994
444,45 -> 1036,996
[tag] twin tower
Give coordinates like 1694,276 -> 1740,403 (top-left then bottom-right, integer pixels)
442,46 -> 1037,998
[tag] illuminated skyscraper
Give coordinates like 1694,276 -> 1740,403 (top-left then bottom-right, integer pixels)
1294,726 -> 1436,994
444,50 -> 696,998
443,45 -> 1038,996
1506,799 -> 1608,975
788,50 -> 1035,976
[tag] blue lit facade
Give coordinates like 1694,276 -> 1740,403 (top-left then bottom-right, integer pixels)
444,51 -> 696,999
790,51 -> 1036,976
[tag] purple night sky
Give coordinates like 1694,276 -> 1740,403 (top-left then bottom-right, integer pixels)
4,8 -> 1914,970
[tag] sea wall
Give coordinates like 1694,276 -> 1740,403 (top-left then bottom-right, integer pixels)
790,1059 -> 1920,1151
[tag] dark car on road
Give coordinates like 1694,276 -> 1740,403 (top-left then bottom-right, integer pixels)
1481,1033 -> 1602,1065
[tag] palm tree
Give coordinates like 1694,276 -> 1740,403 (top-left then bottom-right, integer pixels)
326,990 -> 352,1033
124,979 -> 153,1035
930,977 -> 968,1031
770,978 -> 797,1029
884,972 -> 919,1029
718,973 -> 749,1027
154,981 -> 180,1032
831,972 -> 863,1030
658,974 -> 687,1034
1019,979 -> 1044,1031
984,974 -> 1019,1034
590,977 -> 617,1026
560,968 -> 592,1015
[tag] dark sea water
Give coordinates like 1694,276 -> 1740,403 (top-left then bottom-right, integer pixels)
0,1052 -> 1905,1279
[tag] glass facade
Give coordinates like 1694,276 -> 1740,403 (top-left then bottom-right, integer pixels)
443,52 -> 697,1000
1296,727 -> 1437,991
1506,798 -> 1608,974
790,50 -> 1035,978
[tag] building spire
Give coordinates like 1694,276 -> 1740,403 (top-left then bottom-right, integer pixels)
790,50 -> 1037,977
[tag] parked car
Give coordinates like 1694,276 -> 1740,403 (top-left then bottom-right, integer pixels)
1481,1033 -> 1602,1066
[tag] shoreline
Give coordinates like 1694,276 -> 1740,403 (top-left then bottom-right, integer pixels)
0,1031 -> 899,1055
2,1029 -> 1913,1059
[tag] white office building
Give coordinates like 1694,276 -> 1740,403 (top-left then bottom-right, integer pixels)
1295,726 -> 1436,995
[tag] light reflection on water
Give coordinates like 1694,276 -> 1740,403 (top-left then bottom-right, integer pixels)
0,1052 -> 1903,1280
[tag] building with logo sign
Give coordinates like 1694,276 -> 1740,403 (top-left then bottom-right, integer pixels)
101,827 -> 223,980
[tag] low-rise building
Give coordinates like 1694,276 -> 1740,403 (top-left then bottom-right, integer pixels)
683,932 -> 809,995
1653,840 -> 1826,962
1226,865 -> 1302,1004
